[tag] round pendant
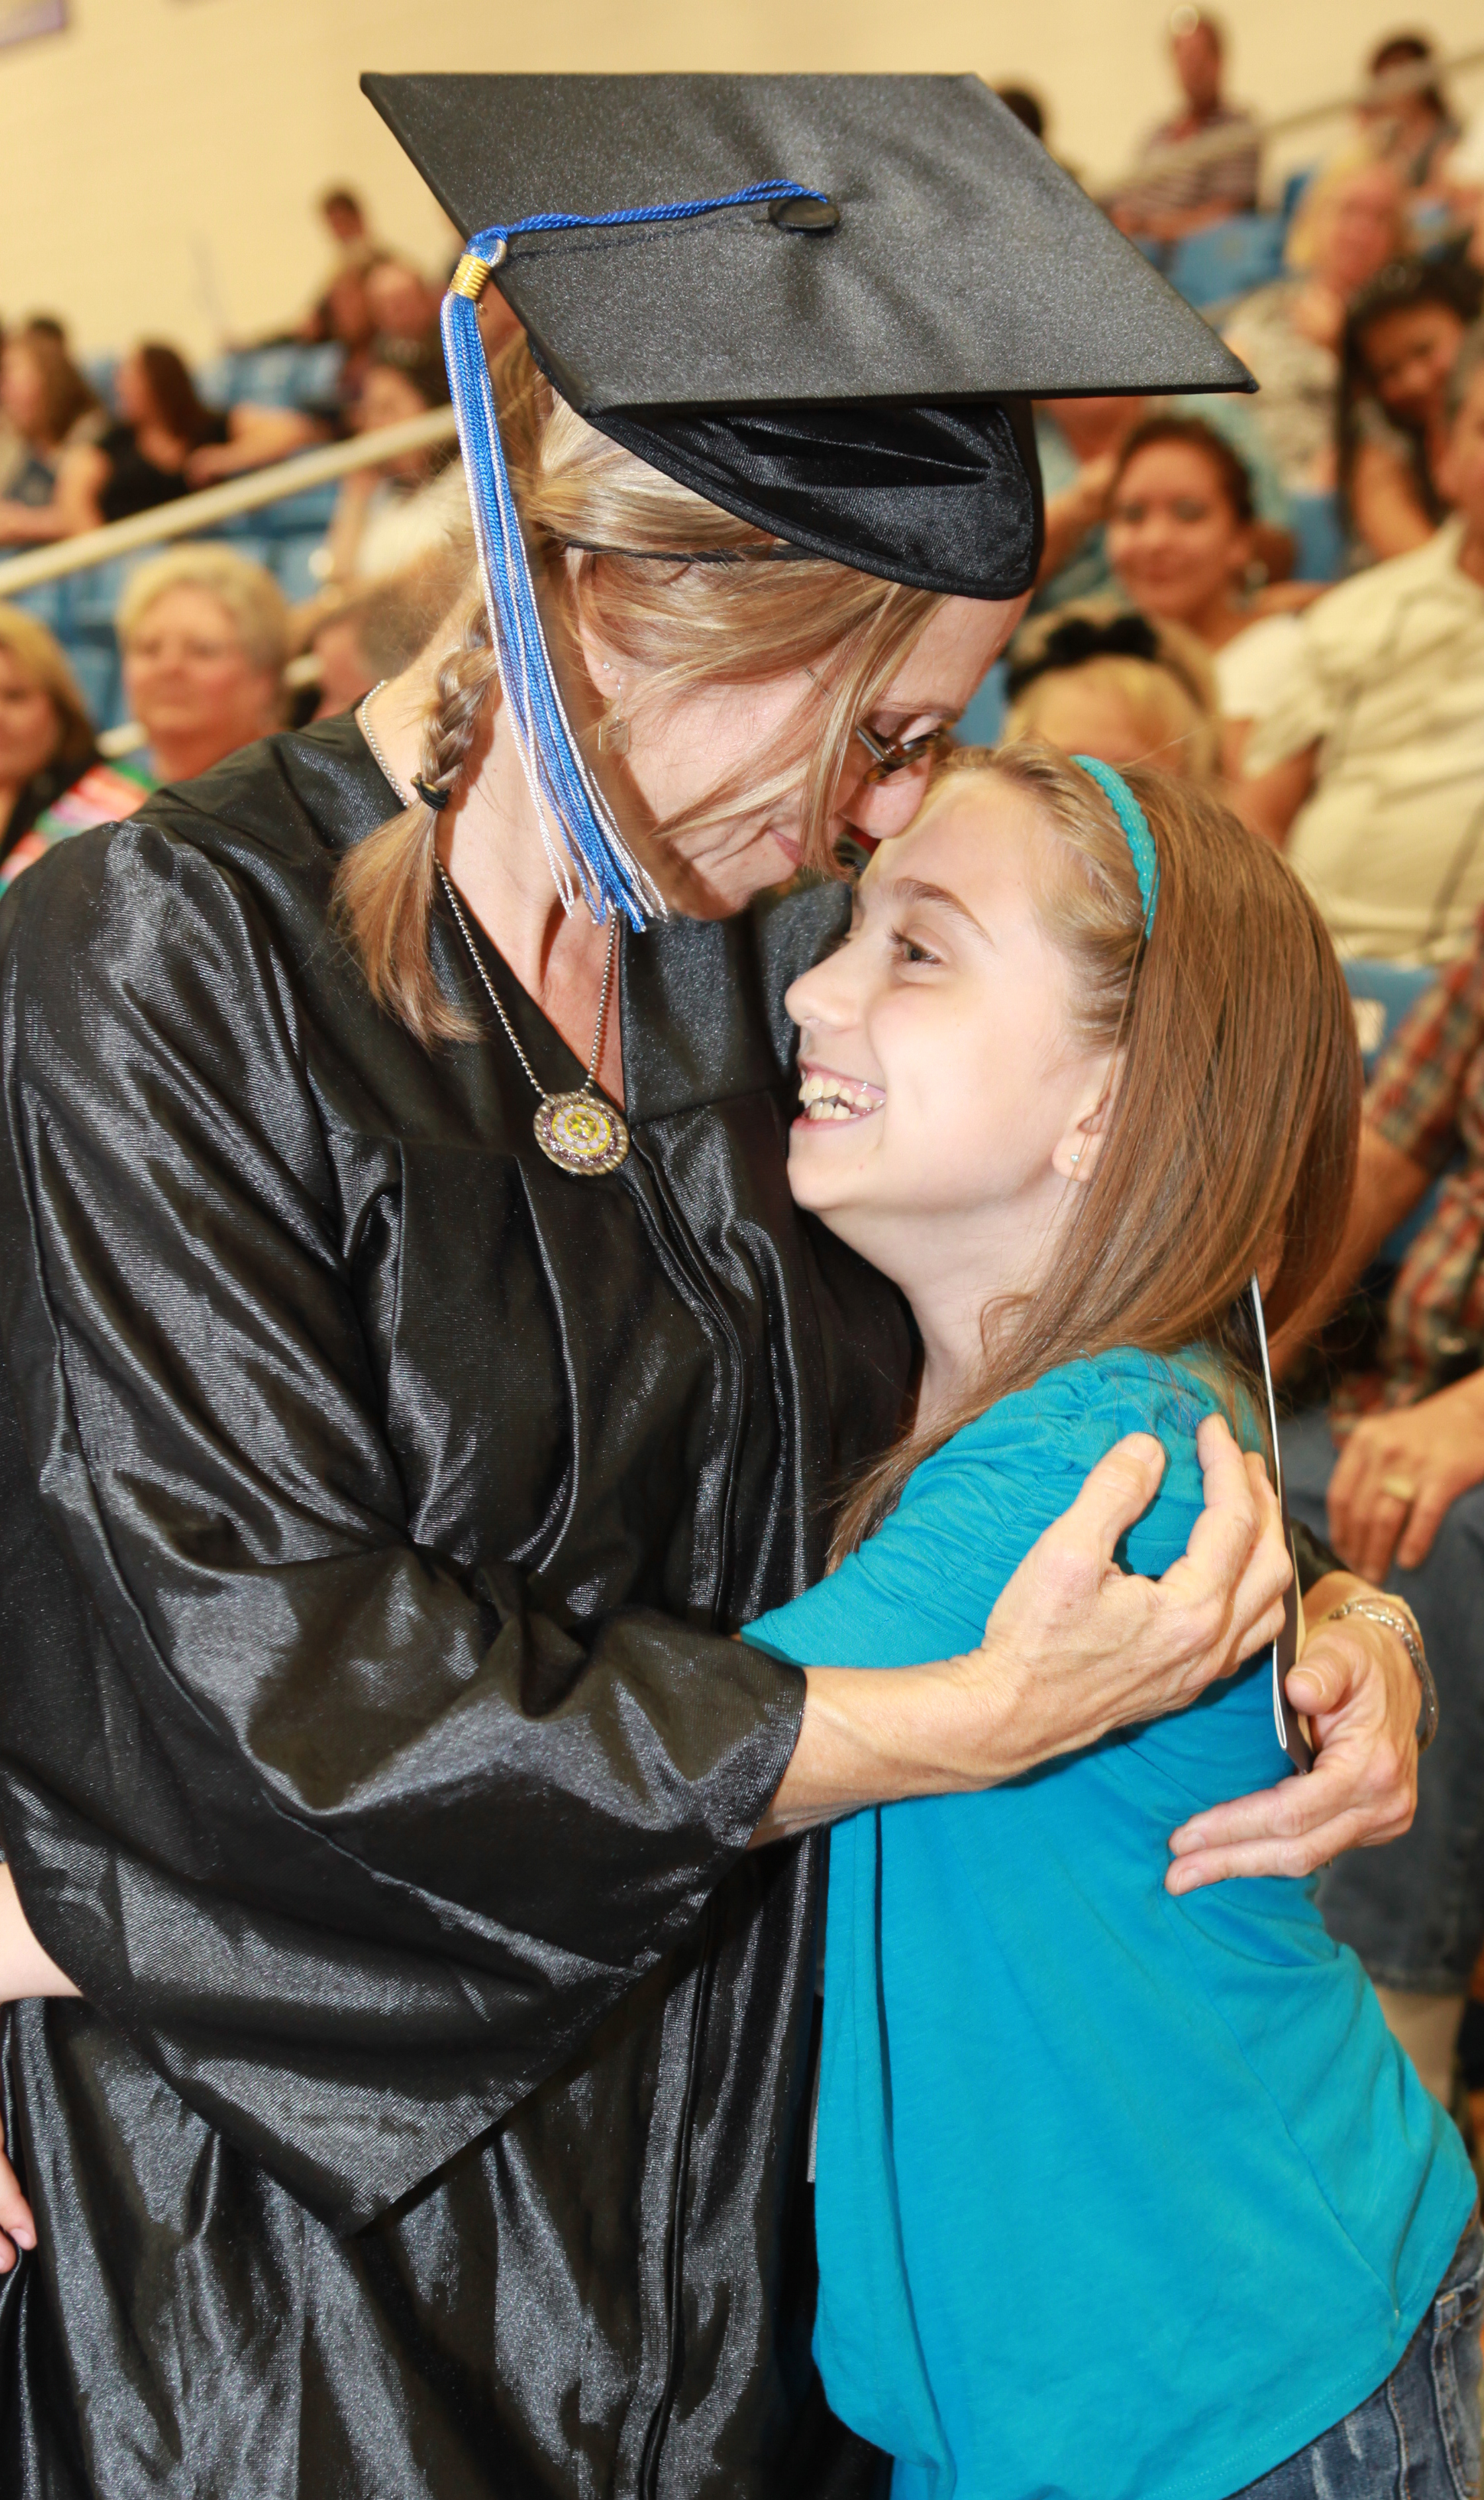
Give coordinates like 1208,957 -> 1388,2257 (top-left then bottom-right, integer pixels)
533,1089 -> 630,1177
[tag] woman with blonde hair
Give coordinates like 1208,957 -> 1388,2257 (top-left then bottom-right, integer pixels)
1223,155 -> 1410,495
0,74 -> 1425,2500
0,544 -> 289,891
0,604 -> 96,871
1004,599 -> 1220,776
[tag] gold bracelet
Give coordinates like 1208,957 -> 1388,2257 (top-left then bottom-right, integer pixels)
1320,1598 -> 1438,1750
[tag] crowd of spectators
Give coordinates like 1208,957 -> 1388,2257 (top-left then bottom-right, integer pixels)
2,45 -> 1484,2114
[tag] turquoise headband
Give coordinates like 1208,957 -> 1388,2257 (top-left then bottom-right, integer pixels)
1072,754 -> 1160,936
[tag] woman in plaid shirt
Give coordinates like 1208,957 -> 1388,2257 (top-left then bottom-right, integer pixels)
1277,916 -> 1484,2102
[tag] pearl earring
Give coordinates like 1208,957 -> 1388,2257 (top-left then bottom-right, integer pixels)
1069,1149 -> 1082,1169
597,660 -> 630,757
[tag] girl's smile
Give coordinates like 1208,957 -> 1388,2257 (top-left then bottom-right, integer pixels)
783,768 -> 1115,1425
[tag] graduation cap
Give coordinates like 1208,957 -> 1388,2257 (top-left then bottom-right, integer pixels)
363,70 -> 1252,927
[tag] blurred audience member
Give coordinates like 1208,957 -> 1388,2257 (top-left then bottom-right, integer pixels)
1339,256 -> 1484,560
1442,116 -> 1484,269
321,342 -> 458,593
0,333 -> 103,546
366,259 -> 441,353
1273,933 -> 1484,2102
320,186 -> 377,272
308,562 -> 451,721
1004,601 -> 1220,776
1239,324 -> 1484,963
1035,389 -> 1289,611
57,345 -> 312,529
996,86 -> 1046,142
1111,8 -> 1259,249
1222,157 -> 1409,494
1357,33 -> 1461,203
0,548 -> 288,893
0,608 -> 96,874
1105,416 -> 1310,770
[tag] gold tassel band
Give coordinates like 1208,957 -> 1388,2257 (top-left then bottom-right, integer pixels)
449,242 -> 506,300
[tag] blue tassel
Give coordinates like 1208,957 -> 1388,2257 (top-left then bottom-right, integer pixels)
441,180 -> 830,930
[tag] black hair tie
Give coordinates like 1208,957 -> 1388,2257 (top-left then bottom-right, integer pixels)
1007,611 -> 1161,701
413,778 -> 451,812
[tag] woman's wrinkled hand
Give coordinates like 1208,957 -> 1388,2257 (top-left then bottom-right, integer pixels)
0,2120 -> 34,2274
962,1413 -> 1288,1783
1164,1590 -> 1419,1892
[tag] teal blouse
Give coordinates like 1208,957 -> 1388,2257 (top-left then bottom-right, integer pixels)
745,1351 -> 1473,2500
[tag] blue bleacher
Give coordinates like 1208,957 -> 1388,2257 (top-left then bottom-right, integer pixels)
197,342 -> 342,414
1288,492 -> 1346,585
954,661 -> 1007,749
13,347 -> 346,731
1344,959 -> 1450,1264
1166,211 -> 1287,313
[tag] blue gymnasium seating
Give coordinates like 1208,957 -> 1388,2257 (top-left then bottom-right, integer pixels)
954,662 -> 1008,749
11,348 -> 346,729
1167,211 -> 1287,312
1344,959 -> 1451,1264
1288,492 -> 1346,585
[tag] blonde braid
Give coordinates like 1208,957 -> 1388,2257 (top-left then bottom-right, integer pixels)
335,586 -> 501,1046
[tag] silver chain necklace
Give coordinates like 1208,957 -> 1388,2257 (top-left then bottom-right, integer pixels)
357,691 -> 630,1178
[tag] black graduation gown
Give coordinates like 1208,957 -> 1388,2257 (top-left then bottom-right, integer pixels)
0,715 -> 909,2499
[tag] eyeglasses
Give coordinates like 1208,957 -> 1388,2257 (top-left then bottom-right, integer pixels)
804,667 -> 949,783
853,719 -> 952,783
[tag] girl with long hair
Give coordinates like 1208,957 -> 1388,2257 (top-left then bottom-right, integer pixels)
745,744 -> 1479,2500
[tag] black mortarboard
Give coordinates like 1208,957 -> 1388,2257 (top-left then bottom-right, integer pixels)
360,71 -> 1251,929
364,71 -> 1251,603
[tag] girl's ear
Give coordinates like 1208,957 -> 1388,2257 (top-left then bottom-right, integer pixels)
1053,1051 -> 1122,1186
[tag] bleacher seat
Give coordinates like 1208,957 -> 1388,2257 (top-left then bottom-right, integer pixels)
1344,959 -> 1449,1263
1167,212 -> 1286,312
1288,492 -> 1345,585
197,343 -> 342,414
954,662 -> 1007,749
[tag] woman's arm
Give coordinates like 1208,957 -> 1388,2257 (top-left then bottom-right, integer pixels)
185,405 -> 316,486
1233,741 -> 1318,846
0,826 -> 804,2228
52,443 -> 106,535
756,1421 -> 1421,1877
0,498 -> 71,545
1350,437 -> 1436,562
1271,1125 -> 1432,1375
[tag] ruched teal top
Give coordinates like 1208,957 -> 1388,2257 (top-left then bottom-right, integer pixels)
745,1351 -> 1473,2500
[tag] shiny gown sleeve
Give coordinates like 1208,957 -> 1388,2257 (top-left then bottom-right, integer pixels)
0,822 -> 807,2229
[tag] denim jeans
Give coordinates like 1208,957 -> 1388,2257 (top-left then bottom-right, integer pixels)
1281,1408 -> 1484,1994
1230,2214 -> 1484,2497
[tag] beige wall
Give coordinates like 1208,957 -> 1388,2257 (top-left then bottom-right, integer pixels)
5,0 -> 1484,360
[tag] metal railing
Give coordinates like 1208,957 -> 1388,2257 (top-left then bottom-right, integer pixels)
1101,41 -> 1484,198
0,405 -> 459,599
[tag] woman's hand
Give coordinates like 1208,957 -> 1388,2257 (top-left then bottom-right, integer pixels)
0,2123 -> 34,2274
1326,1375 -> 1484,1580
757,1414 -> 1289,1841
954,1414 -> 1289,1773
0,1868 -> 63,2274
1164,1580 -> 1420,1890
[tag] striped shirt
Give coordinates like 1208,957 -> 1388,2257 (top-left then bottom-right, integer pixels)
1343,921 -> 1484,1415
0,755 -> 155,895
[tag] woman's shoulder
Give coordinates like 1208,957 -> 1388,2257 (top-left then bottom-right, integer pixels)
0,719 -> 394,1027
